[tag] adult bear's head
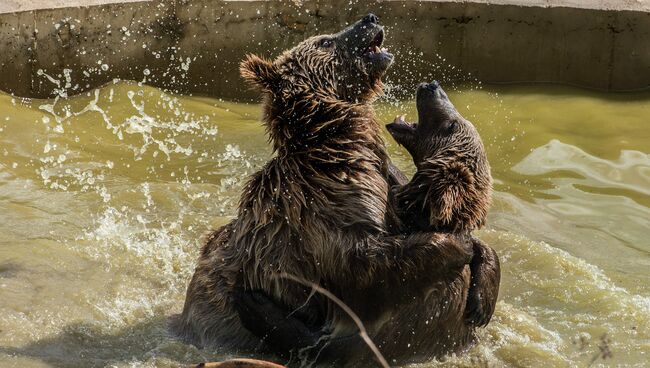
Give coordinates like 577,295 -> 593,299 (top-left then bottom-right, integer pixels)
240,13 -> 393,103
386,82 -> 492,232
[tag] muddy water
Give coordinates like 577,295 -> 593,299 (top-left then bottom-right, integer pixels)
0,81 -> 648,367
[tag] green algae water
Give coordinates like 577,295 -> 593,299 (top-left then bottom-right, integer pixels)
0,81 -> 648,367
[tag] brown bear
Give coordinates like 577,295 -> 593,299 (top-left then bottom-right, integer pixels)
175,14 -> 476,362
385,81 -> 500,328
234,82 -> 500,366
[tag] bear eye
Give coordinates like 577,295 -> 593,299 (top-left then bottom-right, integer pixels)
319,39 -> 334,48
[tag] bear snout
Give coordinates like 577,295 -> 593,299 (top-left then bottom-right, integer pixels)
417,81 -> 446,99
362,13 -> 380,24
417,82 -> 455,123
426,80 -> 441,90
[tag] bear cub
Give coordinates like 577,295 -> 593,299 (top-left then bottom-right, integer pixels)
386,81 -> 499,326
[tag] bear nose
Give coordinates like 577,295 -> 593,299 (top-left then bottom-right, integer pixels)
419,81 -> 447,99
362,13 -> 379,24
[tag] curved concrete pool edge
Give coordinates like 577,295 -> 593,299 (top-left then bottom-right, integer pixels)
0,0 -> 648,100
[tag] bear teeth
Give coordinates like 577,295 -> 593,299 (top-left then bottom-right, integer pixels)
365,46 -> 388,55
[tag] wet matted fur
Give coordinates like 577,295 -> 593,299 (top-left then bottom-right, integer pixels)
386,81 -> 500,328
175,15 -> 485,366
236,82 -> 501,366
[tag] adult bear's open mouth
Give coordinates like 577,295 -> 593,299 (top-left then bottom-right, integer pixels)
361,28 -> 393,67
337,13 -> 393,74
332,13 -> 394,98
362,28 -> 390,58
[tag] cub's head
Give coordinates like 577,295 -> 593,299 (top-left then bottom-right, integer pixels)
387,82 -> 492,232
240,13 -> 393,103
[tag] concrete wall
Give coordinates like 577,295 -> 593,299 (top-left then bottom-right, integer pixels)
0,0 -> 648,100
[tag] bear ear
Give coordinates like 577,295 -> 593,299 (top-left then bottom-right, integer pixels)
240,54 -> 281,92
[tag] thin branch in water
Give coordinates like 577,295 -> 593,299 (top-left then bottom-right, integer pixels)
276,273 -> 390,368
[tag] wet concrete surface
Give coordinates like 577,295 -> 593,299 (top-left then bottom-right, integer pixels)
0,0 -> 648,99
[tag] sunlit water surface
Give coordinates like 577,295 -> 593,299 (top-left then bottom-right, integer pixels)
0,81 -> 648,367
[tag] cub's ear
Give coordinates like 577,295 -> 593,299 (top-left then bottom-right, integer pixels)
240,54 -> 281,91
